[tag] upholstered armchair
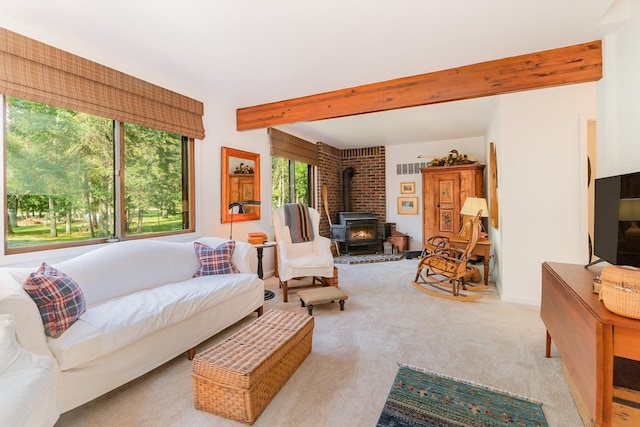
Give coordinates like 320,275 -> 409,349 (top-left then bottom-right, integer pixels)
273,204 -> 335,302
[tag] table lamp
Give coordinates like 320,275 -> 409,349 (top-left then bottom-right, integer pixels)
459,197 -> 489,240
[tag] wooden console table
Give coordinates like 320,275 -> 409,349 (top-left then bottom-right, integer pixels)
541,262 -> 640,427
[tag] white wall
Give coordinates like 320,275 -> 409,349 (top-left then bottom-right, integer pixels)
497,83 -> 597,304
385,137 -> 486,251
598,1 -> 640,178
196,102 -> 276,276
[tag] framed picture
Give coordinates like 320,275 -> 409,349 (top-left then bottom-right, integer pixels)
397,197 -> 418,215
400,182 -> 415,194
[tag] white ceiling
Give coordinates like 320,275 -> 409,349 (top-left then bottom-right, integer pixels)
0,0 -> 615,148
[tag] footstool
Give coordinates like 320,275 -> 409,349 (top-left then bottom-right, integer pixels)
191,309 -> 314,425
297,286 -> 349,315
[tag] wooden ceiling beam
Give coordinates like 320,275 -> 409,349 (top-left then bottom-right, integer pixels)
236,40 -> 602,131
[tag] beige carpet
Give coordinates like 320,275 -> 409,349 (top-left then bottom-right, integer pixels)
56,259 -> 582,426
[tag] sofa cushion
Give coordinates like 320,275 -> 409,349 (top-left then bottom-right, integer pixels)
193,241 -> 239,277
196,237 -> 254,274
47,273 -> 260,370
22,263 -> 86,338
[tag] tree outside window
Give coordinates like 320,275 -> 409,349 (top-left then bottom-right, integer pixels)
4,96 -> 192,252
271,157 -> 312,208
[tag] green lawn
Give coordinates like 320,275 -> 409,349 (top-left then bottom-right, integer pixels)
7,213 -> 184,248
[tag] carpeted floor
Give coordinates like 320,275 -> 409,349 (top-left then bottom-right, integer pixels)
56,260 -> 583,427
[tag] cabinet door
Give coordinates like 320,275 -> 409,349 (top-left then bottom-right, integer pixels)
229,175 -> 254,203
424,171 -> 461,240
239,180 -> 254,200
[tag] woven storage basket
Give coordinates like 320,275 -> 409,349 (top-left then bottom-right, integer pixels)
191,309 -> 314,425
599,266 -> 640,319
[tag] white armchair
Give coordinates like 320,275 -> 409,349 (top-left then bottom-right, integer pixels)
273,205 -> 335,302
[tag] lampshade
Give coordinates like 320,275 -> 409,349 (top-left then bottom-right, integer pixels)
460,197 -> 489,217
619,198 -> 640,221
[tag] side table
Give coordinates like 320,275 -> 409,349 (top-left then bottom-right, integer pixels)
254,242 -> 277,300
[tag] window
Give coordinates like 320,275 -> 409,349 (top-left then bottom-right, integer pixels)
123,123 -> 191,237
1,29 -> 203,253
4,96 -> 193,253
271,156 -> 313,208
267,128 -> 318,208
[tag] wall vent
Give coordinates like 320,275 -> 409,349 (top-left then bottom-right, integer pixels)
396,162 -> 427,175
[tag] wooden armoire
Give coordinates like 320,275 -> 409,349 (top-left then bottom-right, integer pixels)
421,164 -> 485,245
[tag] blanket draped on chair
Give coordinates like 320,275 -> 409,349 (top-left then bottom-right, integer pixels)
284,203 -> 314,243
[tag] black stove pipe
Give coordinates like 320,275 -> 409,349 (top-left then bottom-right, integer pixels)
342,167 -> 355,212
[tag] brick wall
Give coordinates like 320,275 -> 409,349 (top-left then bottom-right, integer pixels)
340,147 -> 386,227
317,142 -> 342,237
317,143 -> 386,240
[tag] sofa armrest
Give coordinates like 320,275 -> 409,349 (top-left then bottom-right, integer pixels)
277,225 -> 312,256
312,235 -> 331,253
230,240 -> 257,274
0,270 -> 54,361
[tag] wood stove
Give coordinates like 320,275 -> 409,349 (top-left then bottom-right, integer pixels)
330,212 -> 379,254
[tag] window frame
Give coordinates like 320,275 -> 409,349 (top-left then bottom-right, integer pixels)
272,156 -> 315,209
2,98 -> 195,255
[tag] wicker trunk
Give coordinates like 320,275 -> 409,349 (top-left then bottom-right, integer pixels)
191,309 -> 314,424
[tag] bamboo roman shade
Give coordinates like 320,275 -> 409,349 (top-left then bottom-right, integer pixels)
0,28 -> 205,139
268,127 -> 318,165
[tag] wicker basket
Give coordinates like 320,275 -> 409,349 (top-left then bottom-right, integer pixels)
191,309 -> 314,424
599,266 -> 640,319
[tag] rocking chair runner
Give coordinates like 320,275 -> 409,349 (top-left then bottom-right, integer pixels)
412,212 -> 487,301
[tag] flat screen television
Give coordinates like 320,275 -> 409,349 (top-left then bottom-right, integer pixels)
593,171 -> 640,267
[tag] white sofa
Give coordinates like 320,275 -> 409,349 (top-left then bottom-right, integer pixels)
0,313 -> 58,427
0,237 -> 264,419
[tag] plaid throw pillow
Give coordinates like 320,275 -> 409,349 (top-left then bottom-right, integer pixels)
193,241 -> 240,277
22,262 -> 86,338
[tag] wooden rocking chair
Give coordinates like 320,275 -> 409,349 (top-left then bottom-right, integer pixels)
411,212 -> 486,301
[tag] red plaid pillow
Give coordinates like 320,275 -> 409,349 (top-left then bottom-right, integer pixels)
193,241 -> 240,277
23,262 -> 86,338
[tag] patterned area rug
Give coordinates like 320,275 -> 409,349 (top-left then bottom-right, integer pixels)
377,365 -> 548,427
334,253 -> 405,265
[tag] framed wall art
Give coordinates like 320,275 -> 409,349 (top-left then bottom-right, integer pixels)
397,197 -> 418,215
490,142 -> 498,229
400,182 -> 415,194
